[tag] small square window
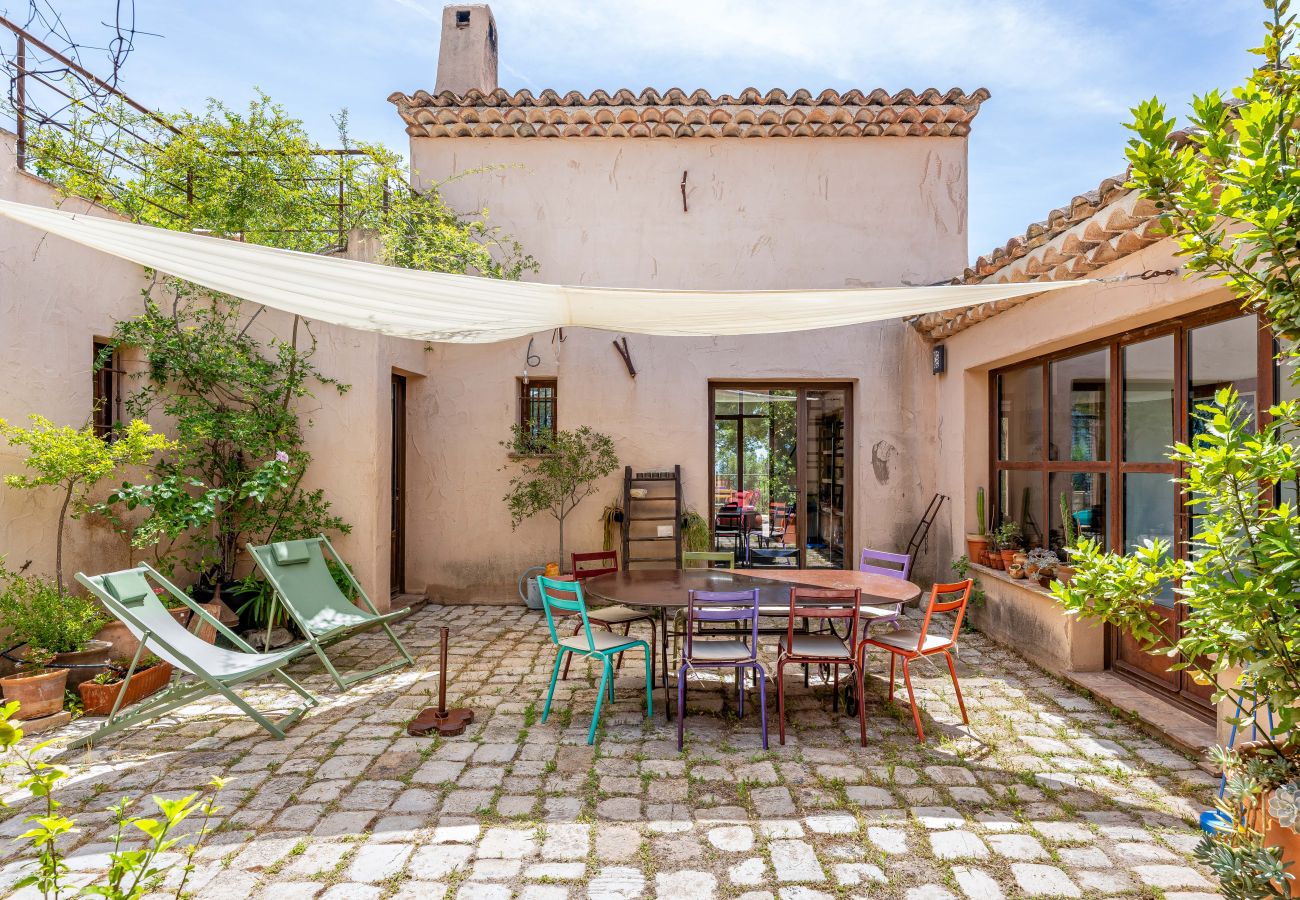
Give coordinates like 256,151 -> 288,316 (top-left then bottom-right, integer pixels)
455,9 -> 471,26
518,378 -> 557,444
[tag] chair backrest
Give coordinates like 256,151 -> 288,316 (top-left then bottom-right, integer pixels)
571,551 -> 618,580
682,551 -> 734,569
249,536 -> 377,633
537,575 -> 597,650
76,566 -> 239,676
716,506 -> 742,531
859,547 -> 912,580
916,579 -> 974,651
684,589 -> 759,662
785,587 -> 862,655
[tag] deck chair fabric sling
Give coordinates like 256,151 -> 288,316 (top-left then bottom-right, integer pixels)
248,535 -> 414,690
74,565 -> 319,750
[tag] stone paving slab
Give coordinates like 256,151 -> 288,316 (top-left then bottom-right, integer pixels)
0,603 -> 1221,898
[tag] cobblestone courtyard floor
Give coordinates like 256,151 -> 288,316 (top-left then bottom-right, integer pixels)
0,603 -> 1221,899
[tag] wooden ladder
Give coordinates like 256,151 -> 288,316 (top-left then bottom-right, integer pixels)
621,464 -> 682,570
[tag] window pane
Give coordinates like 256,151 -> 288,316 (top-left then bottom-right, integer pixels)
714,419 -> 738,510
715,389 -> 741,416
1124,472 -> 1176,606
1049,349 -> 1108,462
1049,472 -> 1107,555
998,469 -> 1044,548
1189,315 -> 1259,432
1123,334 -> 1174,462
998,366 -> 1044,461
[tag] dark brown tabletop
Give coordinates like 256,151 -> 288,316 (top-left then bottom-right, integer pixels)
583,568 -> 922,610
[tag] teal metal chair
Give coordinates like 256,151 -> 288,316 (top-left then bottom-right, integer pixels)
248,535 -> 415,691
74,565 -> 319,749
537,575 -> 652,744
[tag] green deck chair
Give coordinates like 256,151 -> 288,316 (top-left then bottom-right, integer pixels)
74,565 -> 319,749
538,575 -> 652,745
248,535 -> 415,691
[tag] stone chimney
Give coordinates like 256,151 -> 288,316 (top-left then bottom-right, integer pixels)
434,5 -> 498,96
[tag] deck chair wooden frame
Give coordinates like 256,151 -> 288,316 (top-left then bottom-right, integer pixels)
248,534 -> 415,691
74,564 -> 319,749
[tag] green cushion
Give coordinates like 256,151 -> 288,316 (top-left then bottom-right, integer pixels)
102,572 -> 151,606
272,541 -> 312,566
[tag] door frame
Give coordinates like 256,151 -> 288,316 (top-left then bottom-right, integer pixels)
707,381 -> 854,570
390,372 -> 407,597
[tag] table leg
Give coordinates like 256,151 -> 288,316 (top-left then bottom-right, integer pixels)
661,609 -> 672,722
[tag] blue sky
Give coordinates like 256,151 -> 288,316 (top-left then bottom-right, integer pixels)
5,0 -> 1263,262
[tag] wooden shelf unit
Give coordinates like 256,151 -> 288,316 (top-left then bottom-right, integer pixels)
621,465 -> 683,569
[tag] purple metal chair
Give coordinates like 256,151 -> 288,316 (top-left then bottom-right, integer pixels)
678,588 -> 768,750
859,547 -> 912,633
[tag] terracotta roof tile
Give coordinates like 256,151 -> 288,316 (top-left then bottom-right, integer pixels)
388,86 -> 990,139
911,173 -> 1166,341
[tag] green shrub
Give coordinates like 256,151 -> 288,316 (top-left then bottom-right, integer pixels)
0,564 -> 105,654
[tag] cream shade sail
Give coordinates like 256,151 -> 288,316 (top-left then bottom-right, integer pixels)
0,197 -> 1085,343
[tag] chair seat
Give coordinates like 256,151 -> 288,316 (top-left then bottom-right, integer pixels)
560,631 -> 643,654
779,633 -> 852,659
684,639 -> 754,663
867,628 -> 953,655
588,605 -> 654,625
860,604 -> 902,620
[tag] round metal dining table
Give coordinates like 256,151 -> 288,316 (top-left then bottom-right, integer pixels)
583,568 -> 923,720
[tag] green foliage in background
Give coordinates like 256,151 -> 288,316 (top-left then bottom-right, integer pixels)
0,561 -> 105,654
25,92 -> 536,276
0,416 -> 168,597
1057,3 -> 1300,893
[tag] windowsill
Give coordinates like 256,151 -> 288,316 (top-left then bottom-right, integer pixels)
969,561 -> 1058,598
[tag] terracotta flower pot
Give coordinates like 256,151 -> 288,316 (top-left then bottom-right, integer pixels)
965,535 -> 990,563
987,552 -> 1003,570
50,640 -> 113,691
0,668 -> 69,719
1055,565 -> 1075,586
1000,549 -> 1018,569
78,661 -> 174,717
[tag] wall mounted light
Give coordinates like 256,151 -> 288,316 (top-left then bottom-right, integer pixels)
931,344 -> 946,375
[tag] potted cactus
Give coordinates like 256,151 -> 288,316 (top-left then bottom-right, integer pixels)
993,520 -> 1022,570
965,487 -> 990,565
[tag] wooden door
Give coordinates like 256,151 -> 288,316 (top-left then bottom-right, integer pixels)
390,373 -> 407,596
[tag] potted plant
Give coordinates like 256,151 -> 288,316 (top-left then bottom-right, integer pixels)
966,487 -> 990,564
78,653 -> 175,717
0,564 -> 109,689
600,499 -> 625,553
985,533 -> 1004,569
1055,493 -> 1077,585
992,521 -> 1021,570
681,508 -> 711,554
0,648 -> 68,719
501,425 -> 618,572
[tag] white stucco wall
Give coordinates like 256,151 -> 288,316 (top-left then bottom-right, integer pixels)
401,135 -> 965,599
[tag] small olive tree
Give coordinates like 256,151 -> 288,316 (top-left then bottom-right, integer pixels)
502,425 -> 618,572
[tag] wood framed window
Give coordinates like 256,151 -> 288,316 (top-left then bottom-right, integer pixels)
518,378 -> 557,441
989,301 -> 1279,716
92,340 -> 122,439
989,302 -> 1273,556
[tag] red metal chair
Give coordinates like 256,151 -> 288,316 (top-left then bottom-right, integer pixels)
858,579 -> 972,743
775,586 -> 866,746
561,551 -> 656,679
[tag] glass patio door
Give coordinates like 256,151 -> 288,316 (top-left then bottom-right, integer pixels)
710,385 -> 851,569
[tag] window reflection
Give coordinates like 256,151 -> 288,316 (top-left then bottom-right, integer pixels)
999,366 -> 1043,461
1123,335 -> 1174,462
1049,349 -> 1108,462
1050,472 -> 1106,555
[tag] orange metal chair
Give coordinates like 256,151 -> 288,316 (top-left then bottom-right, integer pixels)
858,579 -> 973,743
775,586 -> 867,746
561,551 -> 656,680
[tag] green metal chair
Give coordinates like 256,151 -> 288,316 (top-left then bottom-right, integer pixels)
676,551 -> 736,659
682,551 -> 735,568
537,575 -> 652,744
248,535 -> 415,691
74,565 -> 319,749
